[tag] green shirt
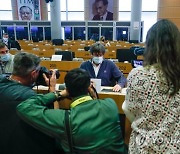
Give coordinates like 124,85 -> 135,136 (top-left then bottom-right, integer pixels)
17,93 -> 127,153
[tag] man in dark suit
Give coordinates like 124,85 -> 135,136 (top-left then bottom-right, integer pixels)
92,0 -> 113,20
0,33 -> 21,50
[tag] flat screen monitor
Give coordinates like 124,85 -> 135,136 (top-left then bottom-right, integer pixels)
116,49 -> 137,62
55,51 -> 75,61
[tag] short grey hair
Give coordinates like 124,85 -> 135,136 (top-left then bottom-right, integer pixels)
89,42 -> 106,55
12,52 -> 41,77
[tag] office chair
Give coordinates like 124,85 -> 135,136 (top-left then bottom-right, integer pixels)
52,39 -> 64,45
55,51 -> 75,61
32,37 -> 39,42
84,46 -> 90,51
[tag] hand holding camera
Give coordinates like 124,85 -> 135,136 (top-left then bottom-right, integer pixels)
43,69 -> 57,92
36,67 -> 60,92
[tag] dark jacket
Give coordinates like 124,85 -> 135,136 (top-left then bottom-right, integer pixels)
80,59 -> 127,87
0,39 -> 21,50
0,76 -> 60,154
92,11 -> 113,20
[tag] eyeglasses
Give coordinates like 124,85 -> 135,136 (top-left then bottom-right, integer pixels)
20,12 -> 32,15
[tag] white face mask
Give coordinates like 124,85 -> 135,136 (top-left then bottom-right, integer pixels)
0,53 -> 10,62
92,56 -> 103,64
3,37 -> 8,42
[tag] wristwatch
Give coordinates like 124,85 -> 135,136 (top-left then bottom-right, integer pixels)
54,91 -> 62,101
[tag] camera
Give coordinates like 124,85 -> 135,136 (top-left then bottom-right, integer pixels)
36,66 -> 60,86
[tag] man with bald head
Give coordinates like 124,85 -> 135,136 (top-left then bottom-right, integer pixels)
19,6 -> 32,20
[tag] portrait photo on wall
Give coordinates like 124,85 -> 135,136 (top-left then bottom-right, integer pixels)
17,0 -> 41,21
89,0 -> 114,21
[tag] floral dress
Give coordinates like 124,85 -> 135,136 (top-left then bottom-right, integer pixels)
123,65 -> 180,154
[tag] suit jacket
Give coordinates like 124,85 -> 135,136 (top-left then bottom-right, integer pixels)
0,39 -> 21,50
92,11 -> 113,20
0,76 -> 61,154
80,59 -> 127,87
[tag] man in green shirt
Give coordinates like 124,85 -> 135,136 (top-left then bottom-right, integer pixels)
17,68 -> 127,153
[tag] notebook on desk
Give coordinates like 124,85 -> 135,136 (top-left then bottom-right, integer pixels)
101,88 -> 127,94
101,88 -> 114,92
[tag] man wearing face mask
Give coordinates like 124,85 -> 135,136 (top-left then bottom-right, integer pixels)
0,42 -> 14,75
0,52 -> 61,154
80,42 -> 127,92
0,33 -> 21,50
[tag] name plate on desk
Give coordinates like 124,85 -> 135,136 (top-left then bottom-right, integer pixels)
115,62 -> 133,74
91,78 -> 101,92
40,61 -> 82,71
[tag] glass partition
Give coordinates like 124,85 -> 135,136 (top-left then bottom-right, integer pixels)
116,27 -> 129,41
1,26 -> 14,39
64,27 -> 72,40
74,27 -> 85,40
0,21 -> 143,41
101,27 -> 113,41
44,27 -> 51,40
30,26 -> 43,41
88,27 -> 99,41
16,26 -> 28,40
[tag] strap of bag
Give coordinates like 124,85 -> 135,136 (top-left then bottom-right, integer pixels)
65,110 -> 73,153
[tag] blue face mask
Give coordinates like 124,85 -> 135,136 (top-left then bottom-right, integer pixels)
92,56 -> 103,64
0,54 -> 10,62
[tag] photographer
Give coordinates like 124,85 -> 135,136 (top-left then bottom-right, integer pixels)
17,68 -> 127,153
0,52 -> 60,154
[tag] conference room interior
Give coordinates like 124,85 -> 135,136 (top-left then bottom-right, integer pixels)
0,0 -> 180,150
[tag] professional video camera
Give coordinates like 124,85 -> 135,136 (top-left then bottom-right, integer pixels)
36,66 -> 60,86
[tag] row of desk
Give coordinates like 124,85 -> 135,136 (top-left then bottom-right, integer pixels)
40,60 -> 133,83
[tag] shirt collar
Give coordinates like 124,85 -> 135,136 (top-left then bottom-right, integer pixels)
101,11 -> 108,20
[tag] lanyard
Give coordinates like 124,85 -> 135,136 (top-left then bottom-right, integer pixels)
70,96 -> 92,108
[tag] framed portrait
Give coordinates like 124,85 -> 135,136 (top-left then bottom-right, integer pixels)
17,0 -> 41,21
89,0 -> 114,21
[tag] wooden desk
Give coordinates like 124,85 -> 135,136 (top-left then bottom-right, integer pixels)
75,52 -> 91,60
115,62 -> 133,74
40,61 -> 132,73
34,85 -> 131,144
40,61 -> 82,71
40,61 -> 132,83
40,61 -> 82,83
104,52 -> 116,59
